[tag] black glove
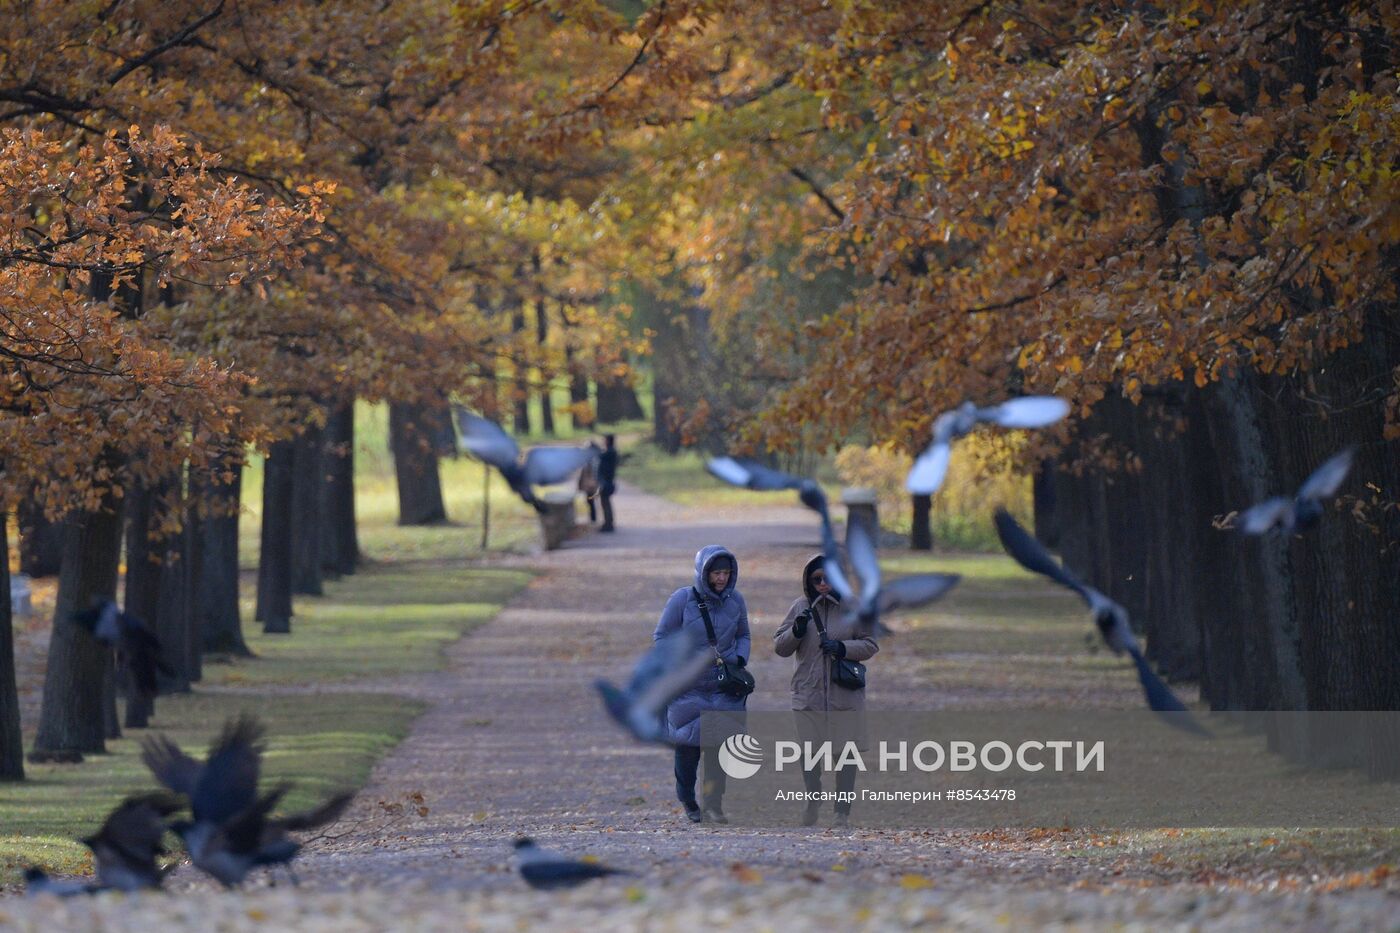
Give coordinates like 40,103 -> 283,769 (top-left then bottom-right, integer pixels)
735,656 -> 747,668
792,609 -> 811,640
820,637 -> 846,658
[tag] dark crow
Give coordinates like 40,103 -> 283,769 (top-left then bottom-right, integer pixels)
453,408 -> 596,513
1238,447 -> 1355,534
73,599 -> 172,706
142,714 -> 351,887
22,791 -> 183,896
513,837 -> 629,890
907,397 -> 1070,495
993,509 -> 1208,734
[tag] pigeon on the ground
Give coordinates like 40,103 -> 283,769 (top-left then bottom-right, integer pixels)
73,599 -> 172,705
907,397 -> 1070,495
595,631 -> 713,745
142,714 -> 351,887
513,837 -> 629,890
829,513 -> 961,638
993,509 -> 1208,733
1238,447 -> 1355,535
22,791 -> 183,896
453,408 -> 597,513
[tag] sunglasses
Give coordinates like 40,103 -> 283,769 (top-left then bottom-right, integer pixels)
810,573 -> 828,583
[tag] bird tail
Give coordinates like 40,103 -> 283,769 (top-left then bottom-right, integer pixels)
275,791 -> 354,831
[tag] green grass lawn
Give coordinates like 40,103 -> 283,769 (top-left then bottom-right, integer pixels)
2,537 -> 532,889
0,691 -> 419,886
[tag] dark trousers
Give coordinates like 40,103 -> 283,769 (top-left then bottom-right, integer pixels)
802,763 -> 859,814
599,492 -> 615,530
585,494 -> 597,522
674,744 -> 725,809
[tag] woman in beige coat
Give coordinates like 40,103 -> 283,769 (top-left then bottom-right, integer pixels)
773,554 -> 878,827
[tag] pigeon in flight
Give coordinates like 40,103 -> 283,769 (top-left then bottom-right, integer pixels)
453,408 -> 597,513
993,509 -> 1207,733
73,599 -> 172,707
595,631 -> 713,745
513,837 -> 629,890
1238,447 -> 1355,535
142,714 -> 351,887
907,397 -> 1070,495
829,513 -> 961,638
22,792 -> 183,896
705,457 -> 838,555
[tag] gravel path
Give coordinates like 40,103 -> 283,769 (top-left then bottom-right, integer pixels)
6,482 -> 1398,930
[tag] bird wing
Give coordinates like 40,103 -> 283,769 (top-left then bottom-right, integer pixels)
140,734 -> 204,800
1297,447 -> 1355,501
222,785 -> 288,855
979,396 -> 1071,429
906,440 -> 952,494
876,573 -> 961,615
629,648 -> 712,727
1238,497 -> 1294,535
1125,649 -> 1211,736
87,793 -> 182,875
520,858 -> 624,888
797,480 -> 829,520
731,458 -> 804,490
705,456 -> 752,487
194,714 -> 265,825
844,516 -> 882,609
270,791 -> 354,832
452,408 -> 520,468
522,446 -> 595,487
993,509 -> 1094,606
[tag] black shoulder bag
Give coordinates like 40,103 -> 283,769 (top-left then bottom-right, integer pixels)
693,587 -> 755,698
812,605 -> 866,691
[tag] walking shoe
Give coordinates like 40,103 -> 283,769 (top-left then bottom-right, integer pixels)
702,806 -> 729,824
683,804 -> 703,824
801,803 -> 820,826
832,812 -> 850,829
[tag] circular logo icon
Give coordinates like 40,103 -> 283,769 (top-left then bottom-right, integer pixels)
718,733 -> 764,779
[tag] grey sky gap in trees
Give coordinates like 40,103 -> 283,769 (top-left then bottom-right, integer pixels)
1238,447 -> 1356,535
994,509 -> 1207,735
906,397 -> 1071,495
452,408 -> 596,513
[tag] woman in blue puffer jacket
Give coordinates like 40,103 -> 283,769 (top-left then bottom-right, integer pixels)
653,544 -> 751,824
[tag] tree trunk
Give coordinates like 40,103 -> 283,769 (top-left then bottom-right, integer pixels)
597,376 -> 644,424
200,449 -> 250,656
389,401 -> 447,525
122,478 -> 165,727
182,480 -> 203,684
154,521 -> 192,694
512,304 -> 531,435
910,494 -> 932,551
291,421 -> 325,596
256,439 -> 295,634
1,516 -> 23,780
321,401 -> 359,577
537,302 -> 555,435
16,501 -> 63,578
31,489 -> 124,759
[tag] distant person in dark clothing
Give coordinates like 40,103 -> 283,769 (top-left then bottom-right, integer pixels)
598,434 -> 623,532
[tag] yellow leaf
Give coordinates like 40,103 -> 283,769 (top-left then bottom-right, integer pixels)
900,873 -> 934,889
1066,355 -> 1084,374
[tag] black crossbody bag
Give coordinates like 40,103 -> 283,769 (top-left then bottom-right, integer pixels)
812,606 -> 866,691
693,587 -> 755,699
